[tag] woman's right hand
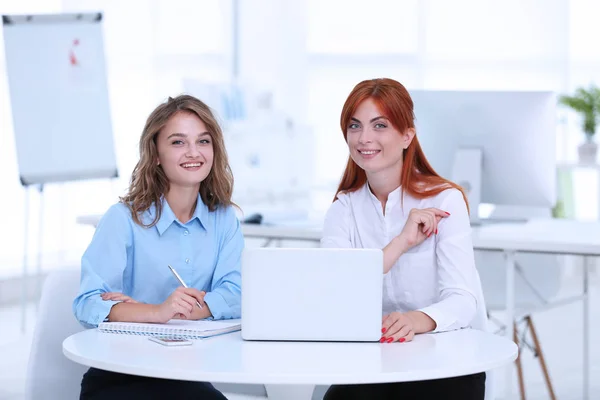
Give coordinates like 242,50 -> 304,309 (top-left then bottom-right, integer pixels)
397,208 -> 449,252
101,292 -> 139,303
154,287 -> 200,323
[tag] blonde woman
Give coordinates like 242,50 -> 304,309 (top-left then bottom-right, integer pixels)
73,95 -> 241,399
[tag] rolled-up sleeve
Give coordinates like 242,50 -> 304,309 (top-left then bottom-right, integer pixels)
72,204 -> 131,328
204,207 -> 243,320
418,189 -> 478,332
321,194 -> 353,248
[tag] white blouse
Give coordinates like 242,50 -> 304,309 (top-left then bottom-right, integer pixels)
321,184 -> 488,333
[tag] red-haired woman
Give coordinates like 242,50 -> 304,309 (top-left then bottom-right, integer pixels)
321,78 -> 488,400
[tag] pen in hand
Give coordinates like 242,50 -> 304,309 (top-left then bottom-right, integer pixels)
167,265 -> 203,309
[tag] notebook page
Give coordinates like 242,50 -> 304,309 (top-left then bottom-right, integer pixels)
98,319 -> 241,338
161,319 -> 241,331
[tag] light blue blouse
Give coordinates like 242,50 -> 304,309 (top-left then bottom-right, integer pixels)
73,195 -> 243,328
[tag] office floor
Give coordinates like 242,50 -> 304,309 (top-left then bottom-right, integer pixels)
0,275 -> 598,400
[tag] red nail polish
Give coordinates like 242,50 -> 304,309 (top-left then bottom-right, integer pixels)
381,328 -> 386,334
399,338 -> 406,343
386,338 -> 394,343
445,212 -> 451,215
380,337 -> 386,343
435,229 -> 438,234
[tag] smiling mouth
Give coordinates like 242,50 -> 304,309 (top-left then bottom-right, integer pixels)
358,150 -> 380,155
180,162 -> 203,168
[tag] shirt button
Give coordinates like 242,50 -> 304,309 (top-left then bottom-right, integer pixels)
183,230 -> 189,236
185,258 -> 190,264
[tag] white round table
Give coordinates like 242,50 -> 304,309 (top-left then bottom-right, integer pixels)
64,328 -> 517,399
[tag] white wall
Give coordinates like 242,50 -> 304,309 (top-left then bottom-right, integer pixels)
2,0 -> 600,276
238,0 -> 308,123
306,0 -> 571,186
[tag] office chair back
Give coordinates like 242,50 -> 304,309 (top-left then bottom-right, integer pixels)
25,269 -> 87,400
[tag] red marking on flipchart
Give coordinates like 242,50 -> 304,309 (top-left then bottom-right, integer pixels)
69,51 -> 78,66
69,38 -> 80,66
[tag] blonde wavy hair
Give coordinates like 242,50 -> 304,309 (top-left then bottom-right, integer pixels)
120,95 -> 235,227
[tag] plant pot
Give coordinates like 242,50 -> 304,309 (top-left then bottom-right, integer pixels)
578,140 -> 598,165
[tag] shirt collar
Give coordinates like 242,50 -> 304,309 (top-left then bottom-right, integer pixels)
149,194 -> 208,235
190,194 -> 208,229
365,183 -> 402,210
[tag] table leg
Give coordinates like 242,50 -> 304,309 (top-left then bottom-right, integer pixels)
583,256 -> 590,400
265,384 -> 315,400
503,250 -> 516,398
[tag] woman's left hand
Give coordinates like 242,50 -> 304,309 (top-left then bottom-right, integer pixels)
381,312 -> 415,343
101,292 -> 139,304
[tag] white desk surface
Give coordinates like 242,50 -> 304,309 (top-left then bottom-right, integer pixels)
63,328 -> 516,385
471,218 -> 600,255
241,219 -> 600,256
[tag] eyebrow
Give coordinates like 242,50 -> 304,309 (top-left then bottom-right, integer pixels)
166,132 -> 211,139
350,116 -> 388,124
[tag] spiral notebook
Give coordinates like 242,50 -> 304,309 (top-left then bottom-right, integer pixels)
98,319 -> 241,339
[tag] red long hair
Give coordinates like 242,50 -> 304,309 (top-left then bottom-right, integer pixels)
335,78 -> 469,212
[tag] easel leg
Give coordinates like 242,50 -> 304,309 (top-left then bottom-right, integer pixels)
21,186 -> 30,333
35,184 -> 44,311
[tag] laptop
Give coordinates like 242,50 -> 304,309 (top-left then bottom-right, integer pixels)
241,248 -> 383,342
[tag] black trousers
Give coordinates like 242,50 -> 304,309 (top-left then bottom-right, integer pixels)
324,372 -> 486,400
80,367 -> 227,400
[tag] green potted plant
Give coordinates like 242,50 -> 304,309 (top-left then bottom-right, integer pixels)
559,84 -> 600,164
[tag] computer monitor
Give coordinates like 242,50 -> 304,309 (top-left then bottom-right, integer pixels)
410,90 -> 557,216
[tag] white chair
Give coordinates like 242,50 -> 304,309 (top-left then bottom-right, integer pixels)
475,250 -> 565,400
24,269 -> 88,400
25,269 -> 267,400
